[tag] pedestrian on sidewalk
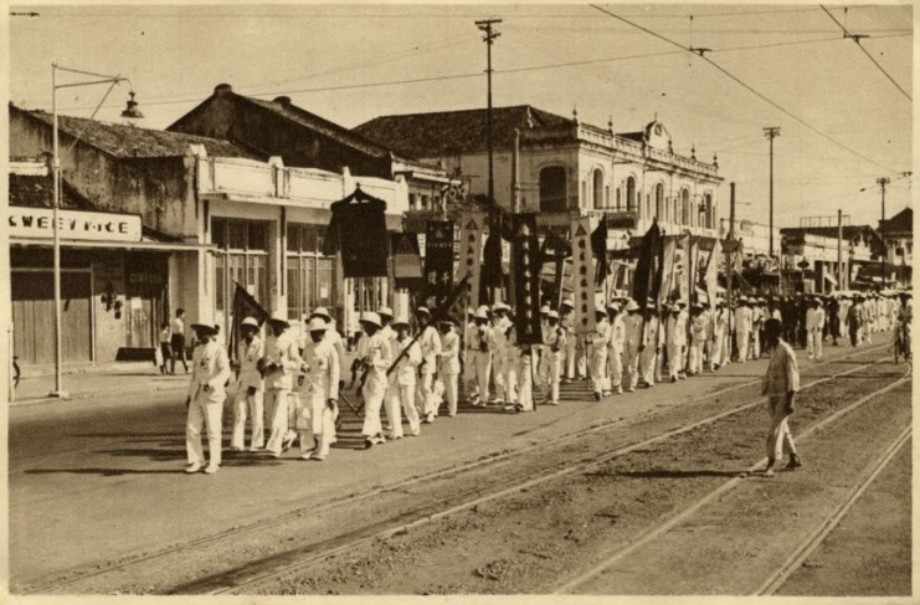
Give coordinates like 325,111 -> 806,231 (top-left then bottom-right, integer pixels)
230,317 -> 265,452
806,297 -> 826,360
760,318 -> 803,477
158,322 -> 171,375
185,321 -> 232,475
170,308 -> 189,374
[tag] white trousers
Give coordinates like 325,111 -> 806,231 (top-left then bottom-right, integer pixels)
735,328 -> 750,361
361,380 -> 387,438
517,353 -> 536,410
438,373 -> 459,416
231,388 -> 264,450
666,342 -> 684,378
187,394 -> 225,466
298,391 -> 336,456
607,346 -> 623,389
807,328 -> 824,359
474,351 -> 492,402
264,388 -> 290,455
539,351 -> 562,403
384,384 -> 403,438
503,352 -> 518,404
623,342 -> 640,389
688,340 -> 705,374
492,349 -> 507,401
419,371 -> 437,416
639,346 -> 658,385
396,383 -> 420,435
766,395 -> 797,461
590,347 -> 608,394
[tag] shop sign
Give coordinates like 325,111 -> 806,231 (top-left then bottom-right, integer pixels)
8,208 -> 142,242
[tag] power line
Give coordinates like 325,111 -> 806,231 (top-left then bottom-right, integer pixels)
56,33 -> 897,113
589,4 -> 901,175
819,5 -> 911,101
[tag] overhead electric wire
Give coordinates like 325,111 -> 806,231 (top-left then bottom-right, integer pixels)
819,5 -> 911,101
56,33 -> 901,113
589,4 -> 901,174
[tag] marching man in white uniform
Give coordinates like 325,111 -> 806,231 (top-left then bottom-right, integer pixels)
559,298 -> 578,382
622,300 -> 643,392
540,310 -> 566,405
470,306 -> 495,406
665,302 -> 687,382
231,317 -> 265,452
359,312 -> 393,448
262,313 -> 302,458
389,315 -> 422,438
734,297 -> 753,362
688,302 -> 708,375
416,307 -> 442,423
805,297 -> 826,360
437,318 -> 461,417
299,316 -> 340,461
605,302 -> 625,395
589,305 -> 610,401
185,321 -> 232,474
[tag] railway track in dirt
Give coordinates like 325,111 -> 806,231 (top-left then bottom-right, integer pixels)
21,342 -> 900,595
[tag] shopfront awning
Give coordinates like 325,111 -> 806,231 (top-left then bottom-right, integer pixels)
11,237 -> 217,252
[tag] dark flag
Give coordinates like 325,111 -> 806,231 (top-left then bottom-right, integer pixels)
632,220 -> 661,313
511,213 -> 543,345
591,214 -> 609,287
229,282 -> 270,360
481,214 -> 504,291
424,220 -> 455,307
324,186 -> 389,277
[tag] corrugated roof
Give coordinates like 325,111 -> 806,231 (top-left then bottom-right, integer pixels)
16,105 -> 253,159
353,105 -> 575,158
781,225 -> 883,243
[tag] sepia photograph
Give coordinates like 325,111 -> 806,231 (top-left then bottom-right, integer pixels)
3,2 -> 914,597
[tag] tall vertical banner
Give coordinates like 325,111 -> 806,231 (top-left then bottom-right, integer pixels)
424,220 -> 455,308
658,236 -> 678,306
511,213 -> 542,345
326,189 -> 389,277
678,234 -> 691,303
705,239 -> 722,312
456,211 -> 485,312
392,232 -> 423,290
687,236 -> 700,305
570,217 -> 597,335
633,220 -> 662,313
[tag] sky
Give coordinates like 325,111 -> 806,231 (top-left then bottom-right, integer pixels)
8,3 -> 914,228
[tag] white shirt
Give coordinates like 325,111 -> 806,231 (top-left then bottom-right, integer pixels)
438,329 -> 461,375
171,316 -> 185,336
302,338 -> 340,400
418,324 -> 442,374
390,336 -> 422,386
262,330 -> 301,391
187,340 -> 231,402
237,335 -> 265,391
806,307 -> 826,331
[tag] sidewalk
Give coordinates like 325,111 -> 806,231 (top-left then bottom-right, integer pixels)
11,364 -> 189,406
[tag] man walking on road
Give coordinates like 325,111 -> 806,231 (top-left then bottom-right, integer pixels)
171,308 -> 189,374
760,318 -> 803,477
231,317 -> 265,452
262,313 -> 302,457
185,321 -> 231,474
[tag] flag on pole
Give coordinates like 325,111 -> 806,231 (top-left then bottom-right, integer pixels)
229,282 -> 270,360
511,213 -> 543,344
456,211 -> 485,311
658,236 -> 678,306
591,214 -> 609,287
571,217 -> 597,334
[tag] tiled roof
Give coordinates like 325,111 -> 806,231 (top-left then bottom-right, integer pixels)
353,105 -> 575,158
9,173 -> 94,210
243,96 -> 393,159
781,225 -> 882,242
14,105 -> 253,159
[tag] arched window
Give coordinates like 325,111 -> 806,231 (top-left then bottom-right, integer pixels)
655,183 -> 665,220
681,189 -> 690,225
593,169 -> 604,209
539,166 -> 567,212
626,177 -> 636,212
615,187 -> 621,210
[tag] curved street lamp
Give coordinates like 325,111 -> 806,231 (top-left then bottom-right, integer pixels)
50,63 -> 142,398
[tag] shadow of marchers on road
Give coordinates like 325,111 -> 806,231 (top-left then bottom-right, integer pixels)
25,468 -> 188,476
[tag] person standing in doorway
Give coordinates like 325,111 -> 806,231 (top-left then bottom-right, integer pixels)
171,308 -> 189,374
759,318 -> 803,477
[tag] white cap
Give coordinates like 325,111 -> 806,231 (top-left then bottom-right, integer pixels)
307,317 -> 328,332
269,311 -> 290,326
540,305 -> 551,315
625,300 -> 640,312
360,312 -> 382,328
561,298 -> 574,308
240,316 -> 259,329
378,306 -> 394,318
547,310 -> 560,320
473,308 -> 489,320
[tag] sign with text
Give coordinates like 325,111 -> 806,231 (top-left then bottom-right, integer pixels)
570,217 -> 597,335
9,208 -> 142,242
424,220 -> 454,307
456,211 -> 485,312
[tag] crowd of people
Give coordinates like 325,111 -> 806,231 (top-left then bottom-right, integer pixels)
180,290 -> 911,475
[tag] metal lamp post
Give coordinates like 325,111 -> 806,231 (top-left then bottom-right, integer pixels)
50,63 -> 142,398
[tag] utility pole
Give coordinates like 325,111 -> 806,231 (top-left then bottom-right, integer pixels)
763,127 -> 781,258
877,176 -> 889,289
727,182 -> 735,343
837,209 -> 843,291
512,128 -> 521,213
476,18 -> 501,211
